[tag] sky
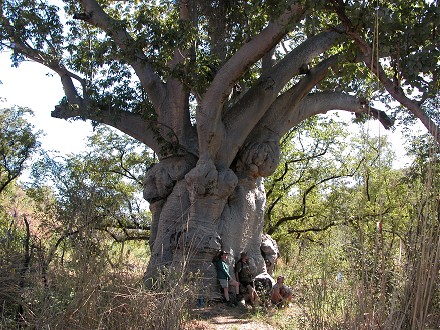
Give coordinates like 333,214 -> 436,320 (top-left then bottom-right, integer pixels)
1,52 -> 94,155
0,50 -> 425,168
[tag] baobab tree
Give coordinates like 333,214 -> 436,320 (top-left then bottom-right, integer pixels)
1,0 -> 438,292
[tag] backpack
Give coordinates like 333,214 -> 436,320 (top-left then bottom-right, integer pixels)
212,252 -> 222,270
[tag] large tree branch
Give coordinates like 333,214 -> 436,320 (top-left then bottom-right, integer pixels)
262,47 -> 276,75
53,71 -> 197,158
364,54 -> 440,143
78,0 -> 197,154
217,33 -> 342,167
3,29 -> 88,105
204,3 -> 304,109
9,3 -> 195,156
158,0 -> 197,156
51,105 -> 171,157
6,18 -> 181,156
77,0 -> 166,111
273,91 -> 394,138
224,32 -> 341,134
3,21 -> 87,111
330,0 -> 440,144
197,2 -> 305,161
224,55 -> 339,170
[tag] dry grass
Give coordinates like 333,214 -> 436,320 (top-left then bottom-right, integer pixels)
0,250 -> 199,329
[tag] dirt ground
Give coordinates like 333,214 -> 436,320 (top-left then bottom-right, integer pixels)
183,301 -> 440,330
183,302 -> 299,330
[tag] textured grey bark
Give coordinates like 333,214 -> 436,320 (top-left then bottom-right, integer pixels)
143,139 -> 278,297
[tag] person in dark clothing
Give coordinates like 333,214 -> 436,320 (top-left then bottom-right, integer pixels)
235,252 -> 258,305
217,250 -> 240,306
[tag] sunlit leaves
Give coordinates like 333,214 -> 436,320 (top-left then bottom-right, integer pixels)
1,0 -> 438,148
0,0 -> 63,63
28,126 -> 153,243
264,116 -> 353,238
0,107 -> 41,194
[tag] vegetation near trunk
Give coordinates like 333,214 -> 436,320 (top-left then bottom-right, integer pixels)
1,0 -> 439,297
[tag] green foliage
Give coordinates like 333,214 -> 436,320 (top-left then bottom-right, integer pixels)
264,116 -> 355,240
0,125 -> 162,328
27,126 -> 153,248
1,0 -> 440,327
0,107 -> 41,194
0,183 -> 199,330
0,0 -> 63,60
2,0 -> 437,126
266,125 -> 440,328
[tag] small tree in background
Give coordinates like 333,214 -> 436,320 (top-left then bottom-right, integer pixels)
0,107 -> 41,194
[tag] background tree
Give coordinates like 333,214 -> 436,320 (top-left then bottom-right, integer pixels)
0,107 -> 41,194
264,116 -> 356,238
28,127 -> 153,261
270,131 -> 440,328
1,0 -> 438,293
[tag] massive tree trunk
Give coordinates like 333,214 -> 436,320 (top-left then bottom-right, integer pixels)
143,141 -> 277,297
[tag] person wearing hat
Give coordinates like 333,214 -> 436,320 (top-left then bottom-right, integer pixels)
235,252 -> 258,305
270,275 -> 292,307
216,250 -> 240,306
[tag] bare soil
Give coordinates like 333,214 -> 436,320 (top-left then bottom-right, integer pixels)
183,301 -> 440,329
184,302 -> 300,330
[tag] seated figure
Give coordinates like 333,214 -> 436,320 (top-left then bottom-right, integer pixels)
235,252 -> 259,306
270,275 -> 292,307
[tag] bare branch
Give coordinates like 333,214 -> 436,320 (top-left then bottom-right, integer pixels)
287,221 -> 336,236
267,156 -> 364,235
267,174 -> 344,235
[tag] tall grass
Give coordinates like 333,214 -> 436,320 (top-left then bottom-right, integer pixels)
275,179 -> 440,329
384,159 -> 440,330
0,234 -> 199,329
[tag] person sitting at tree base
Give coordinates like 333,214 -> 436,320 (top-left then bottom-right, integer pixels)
216,250 -> 240,307
235,252 -> 259,306
270,275 -> 292,307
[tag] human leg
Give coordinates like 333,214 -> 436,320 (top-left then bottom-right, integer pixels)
223,287 -> 230,302
271,290 -> 282,305
250,287 -> 258,304
281,286 -> 293,302
219,279 -> 230,302
229,279 -> 239,295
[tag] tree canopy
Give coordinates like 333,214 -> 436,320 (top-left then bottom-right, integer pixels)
1,0 -> 438,161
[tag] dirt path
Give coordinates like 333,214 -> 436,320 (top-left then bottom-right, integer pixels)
184,302 -> 297,330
